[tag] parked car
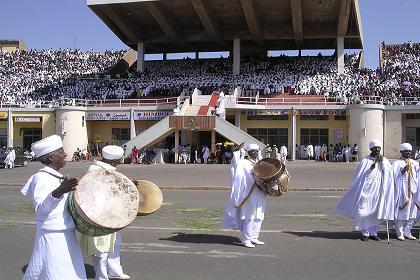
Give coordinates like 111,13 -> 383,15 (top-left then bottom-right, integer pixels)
0,149 -> 31,168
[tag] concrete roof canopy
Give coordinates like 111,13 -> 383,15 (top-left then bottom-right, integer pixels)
88,0 -> 363,53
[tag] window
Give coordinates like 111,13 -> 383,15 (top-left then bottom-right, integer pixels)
334,115 -> 347,121
247,128 -> 288,146
406,114 -> 420,120
0,128 -> 6,148
406,127 -> 420,148
300,128 -> 328,146
247,115 -> 288,120
111,128 -> 130,146
300,115 -> 329,121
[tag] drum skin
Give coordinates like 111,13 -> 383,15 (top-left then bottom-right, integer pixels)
68,169 -> 140,236
133,180 -> 163,216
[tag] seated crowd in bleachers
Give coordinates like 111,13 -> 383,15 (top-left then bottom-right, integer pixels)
0,42 -> 418,108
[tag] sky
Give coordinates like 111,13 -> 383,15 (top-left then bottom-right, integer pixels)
1,0 -> 419,69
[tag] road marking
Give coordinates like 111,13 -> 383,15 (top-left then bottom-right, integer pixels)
120,244 -> 277,258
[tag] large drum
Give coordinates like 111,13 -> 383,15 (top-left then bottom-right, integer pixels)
253,158 -> 290,197
133,180 -> 163,216
68,169 -> 140,237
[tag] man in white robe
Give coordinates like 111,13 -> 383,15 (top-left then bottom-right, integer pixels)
78,145 -> 130,280
392,143 -> 419,241
202,146 -> 209,164
21,135 -> 86,279
222,144 -> 267,248
334,139 -> 394,241
314,145 -> 321,161
307,144 -> 314,160
280,145 -> 288,163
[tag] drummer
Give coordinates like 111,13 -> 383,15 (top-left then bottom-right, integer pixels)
78,145 -> 130,280
21,135 -> 86,279
221,143 -> 267,248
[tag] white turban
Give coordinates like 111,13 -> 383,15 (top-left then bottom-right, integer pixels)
400,143 -> 412,151
246,143 -> 260,151
102,145 -> 124,160
31,135 -> 63,158
368,139 -> 381,149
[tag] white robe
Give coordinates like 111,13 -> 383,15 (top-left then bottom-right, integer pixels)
222,158 -> 266,230
21,165 -> 86,280
307,145 -> 314,158
334,156 -> 395,231
393,159 -> 419,220
280,146 -> 288,162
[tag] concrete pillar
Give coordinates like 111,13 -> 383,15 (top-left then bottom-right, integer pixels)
163,53 -> 167,60
130,108 -> 136,139
7,108 -> 13,148
136,42 -> 145,73
211,130 -> 216,152
337,36 -> 344,74
174,129 -> 179,163
235,110 -> 241,128
348,105 -> 384,159
291,109 -> 297,161
233,38 -> 240,75
55,108 -> 88,160
195,51 -> 199,59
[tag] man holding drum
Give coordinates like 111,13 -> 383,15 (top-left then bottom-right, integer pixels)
21,135 -> 86,279
78,145 -> 131,280
222,143 -> 267,248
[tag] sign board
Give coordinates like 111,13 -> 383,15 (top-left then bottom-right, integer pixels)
246,109 -> 346,116
0,112 -> 7,120
134,111 -> 172,120
86,112 -> 130,121
14,117 -> 41,122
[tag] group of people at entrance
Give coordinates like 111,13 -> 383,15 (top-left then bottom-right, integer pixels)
335,140 -> 420,241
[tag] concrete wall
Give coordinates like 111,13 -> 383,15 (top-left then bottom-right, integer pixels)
384,110 -> 402,159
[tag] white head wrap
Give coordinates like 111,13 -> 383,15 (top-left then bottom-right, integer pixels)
102,145 -> 124,160
31,135 -> 63,158
246,143 -> 260,151
399,143 -> 412,151
368,139 -> 381,149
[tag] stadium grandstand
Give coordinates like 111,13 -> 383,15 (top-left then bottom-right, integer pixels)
0,0 -> 419,162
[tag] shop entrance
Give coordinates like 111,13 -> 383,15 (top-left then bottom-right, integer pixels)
22,128 -> 42,151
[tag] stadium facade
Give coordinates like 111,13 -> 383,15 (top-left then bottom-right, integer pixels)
1,0 -> 419,160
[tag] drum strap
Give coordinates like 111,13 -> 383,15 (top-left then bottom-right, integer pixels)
235,183 -> 257,209
39,170 -> 64,180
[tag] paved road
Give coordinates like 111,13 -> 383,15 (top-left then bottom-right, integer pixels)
0,160 -> 358,190
1,187 -> 419,280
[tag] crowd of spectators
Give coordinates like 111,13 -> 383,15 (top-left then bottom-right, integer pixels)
0,49 -> 124,106
0,42 -> 419,108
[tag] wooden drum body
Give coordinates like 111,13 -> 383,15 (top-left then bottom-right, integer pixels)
253,158 -> 290,197
68,169 -> 140,236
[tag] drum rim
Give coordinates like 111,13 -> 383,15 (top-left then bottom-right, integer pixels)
254,158 -> 285,181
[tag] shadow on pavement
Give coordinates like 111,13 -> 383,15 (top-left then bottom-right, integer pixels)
21,263 -> 95,278
283,230 -> 362,240
160,232 -> 242,246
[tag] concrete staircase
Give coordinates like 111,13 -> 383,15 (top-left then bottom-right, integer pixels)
123,116 -> 172,157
